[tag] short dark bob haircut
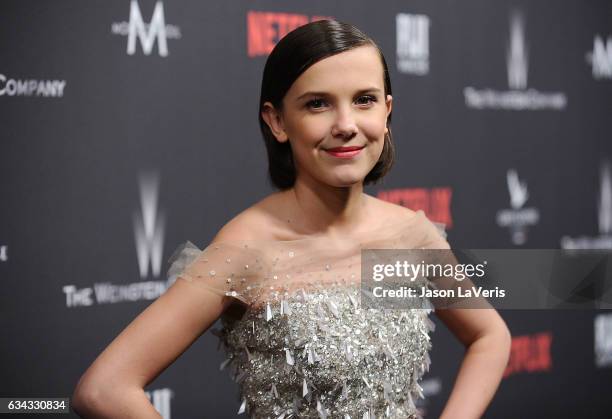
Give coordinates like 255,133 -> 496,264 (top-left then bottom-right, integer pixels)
258,19 -> 395,190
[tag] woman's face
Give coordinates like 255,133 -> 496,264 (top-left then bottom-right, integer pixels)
263,44 -> 392,188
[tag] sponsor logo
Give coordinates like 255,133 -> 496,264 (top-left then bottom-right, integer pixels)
63,171 -> 172,307
561,160 -> 612,249
396,13 -> 430,75
0,74 -> 66,98
134,171 -> 165,279
377,187 -> 453,229
464,10 -> 567,110
0,245 -> 7,262
595,312 -> 612,367
504,332 -> 552,377
247,11 -> 332,57
420,377 -> 442,397
586,35 -> 612,79
415,377 -> 442,416
145,388 -> 174,419
111,0 -> 181,57
496,169 -> 539,245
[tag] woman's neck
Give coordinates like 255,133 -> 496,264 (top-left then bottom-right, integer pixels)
284,177 -> 373,238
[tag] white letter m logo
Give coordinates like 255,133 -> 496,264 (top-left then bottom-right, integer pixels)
127,0 -> 168,57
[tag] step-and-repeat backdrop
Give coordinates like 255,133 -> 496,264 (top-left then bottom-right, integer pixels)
1,1 -> 611,418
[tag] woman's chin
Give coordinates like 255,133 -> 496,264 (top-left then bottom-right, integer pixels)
326,172 -> 367,187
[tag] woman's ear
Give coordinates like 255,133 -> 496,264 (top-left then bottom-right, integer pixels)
261,102 -> 289,143
384,95 -> 392,133
385,94 -> 393,120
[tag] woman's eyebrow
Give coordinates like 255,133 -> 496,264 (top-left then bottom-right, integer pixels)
296,87 -> 382,101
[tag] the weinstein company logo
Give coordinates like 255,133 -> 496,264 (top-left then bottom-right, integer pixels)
496,169 -> 539,245
595,313 -> 612,368
396,13 -> 430,75
561,161 -> 612,249
0,74 -> 66,98
586,35 -> 612,80
134,171 -> 165,279
63,171 -> 172,307
111,0 -> 181,57
145,388 -> 174,419
464,11 -> 567,110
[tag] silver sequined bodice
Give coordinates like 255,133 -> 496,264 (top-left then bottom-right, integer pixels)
215,282 -> 434,419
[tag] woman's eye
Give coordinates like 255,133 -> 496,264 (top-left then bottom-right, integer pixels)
306,98 -> 327,109
356,95 -> 377,105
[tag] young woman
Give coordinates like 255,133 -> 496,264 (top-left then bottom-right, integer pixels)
72,20 -> 511,419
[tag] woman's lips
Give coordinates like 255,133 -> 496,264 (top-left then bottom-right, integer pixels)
324,146 -> 364,159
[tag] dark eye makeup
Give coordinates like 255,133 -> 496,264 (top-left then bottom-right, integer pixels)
305,95 -> 378,110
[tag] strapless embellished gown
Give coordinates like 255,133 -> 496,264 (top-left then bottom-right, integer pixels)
166,210 -> 449,418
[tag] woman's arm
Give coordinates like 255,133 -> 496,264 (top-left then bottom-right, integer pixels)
435,307 -> 512,419
71,274 -> 232,418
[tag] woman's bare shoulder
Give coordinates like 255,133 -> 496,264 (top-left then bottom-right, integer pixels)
367,194 -> 419,222
210,193 -> 288,244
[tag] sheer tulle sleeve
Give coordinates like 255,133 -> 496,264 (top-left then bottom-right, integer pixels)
419,212 -> 451,250
166,240 -> 267,305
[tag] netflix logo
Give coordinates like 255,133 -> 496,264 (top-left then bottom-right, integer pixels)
504,332 -> 553,378
247,11 -> 332,57
378,187 -> 453,229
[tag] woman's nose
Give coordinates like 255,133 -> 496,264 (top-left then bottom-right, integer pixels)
331,105 -> 358,139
